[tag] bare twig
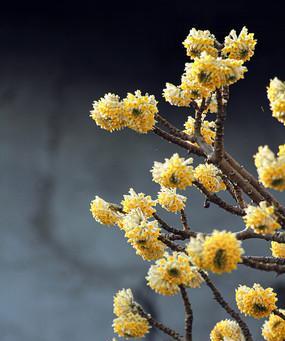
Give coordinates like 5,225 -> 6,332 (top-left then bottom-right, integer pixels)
199,271 -> 253,341
179,285 -> 193,341
194,181 -> 245,216
180,209 -> 190,231
273,309 -> 285,321
136,305 -> 183,340
241,257 -> 285,274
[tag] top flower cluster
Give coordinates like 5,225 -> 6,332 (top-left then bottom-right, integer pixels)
91,27 -> 256,133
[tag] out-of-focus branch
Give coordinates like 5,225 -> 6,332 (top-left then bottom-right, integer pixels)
273,309 -> 285,321
180,209 -> 190,231
241,256 -> 285,274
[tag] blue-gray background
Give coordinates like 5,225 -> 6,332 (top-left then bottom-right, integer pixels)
1,1 -> 285,340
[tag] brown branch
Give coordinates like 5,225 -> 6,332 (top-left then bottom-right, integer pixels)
194,181 -> 245,216
136,305 -> 183,341
273,309 -> 285,321
153,126 -> 205,157
179,285 -> 193,341
241,257 -> 285,274
210,89 -> 226,163
199,271 -> 253,341
180,209 -> 190,231
236,229 -> 285,243
243,256 -> 285,265
158,235 -> 186,252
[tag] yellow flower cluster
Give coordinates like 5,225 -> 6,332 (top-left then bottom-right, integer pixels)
262,310 -> 285,341
162,83 -> 193,107
194,163 -> 226,193
113,288 -> 134,316
113,289 -> 150,339
183,28 -> 218,59
186,231 -> 243,274
254,145 -> 285,191
267,77 -> 285,126
210,319 -> 245,341
243,201 -> 280,235
146,252 -> 203,295
90,196 -> 123,226
235,284 -> 277,319
189,53 -> 247,91
121,209 -> 166,261
157,187 -> 187,213
151,153 -> 194,190
271,241 -> 285,258
184,115 -> 216,145
222,27 -> 257,62
121,188 -> 156,217
90,90 -> 158,133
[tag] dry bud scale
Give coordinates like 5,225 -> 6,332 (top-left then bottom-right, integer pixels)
88,26 -> 285,340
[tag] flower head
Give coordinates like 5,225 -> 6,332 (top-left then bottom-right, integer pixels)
146,252 -> 203,295
157,187 -> 187,212
267,77 -> 285,126
262,310 -> 285,341
271,241 -> 285,258
201,230 -> 243,274
184,115 -> 216,145
222,27 -> 257,62
254,145 -> 285,191
113,289 -> 134,317
151,153 -> 194,190
243,201 -> 280,235
90,196 -> 123,226
162,83 -> 193,107
90,93 -> 126,132
235,284 -> 277,319
113,312 -> 150,338
122,209 -> 166,261
183,28 -> 218,59
189,53 -> 247,91
210,319 -> 245,341
123,90 -> 158,133
121,188 -> 156,217
186,234 -> 205,268
194,163 -> 226,193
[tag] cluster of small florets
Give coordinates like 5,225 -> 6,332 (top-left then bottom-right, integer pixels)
262,310 -> 285,341
186,230 -> 244,274
243,201 -> 281,235
90,90 -> 158,133
235,284 -> 277,319
254,145 -> 285,191
163,27 -> 255,109
151,153 -> 194,190
210,319 -> 245,341
194,163 -> 226,193
271,241 -> 285,258
121,209 -> 166,261
157,187 -> 187,213
146,252 -> 204,295
112,289 -> 150,338
184,115 -> 216,144
267,77 -> 285,126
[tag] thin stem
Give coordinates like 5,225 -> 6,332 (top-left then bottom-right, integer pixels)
211,89 -> 226,163
236,229 -> 285,243
199,271 -> 253,341
136,305 -> 183,341
243,256 -> 285,265
194,181 -> 245,216
179,285 -> 193,341
241,257 -> 285,274
180,209 -> 190,231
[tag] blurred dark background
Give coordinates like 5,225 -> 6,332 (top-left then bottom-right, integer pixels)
0,1 -> 284,340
